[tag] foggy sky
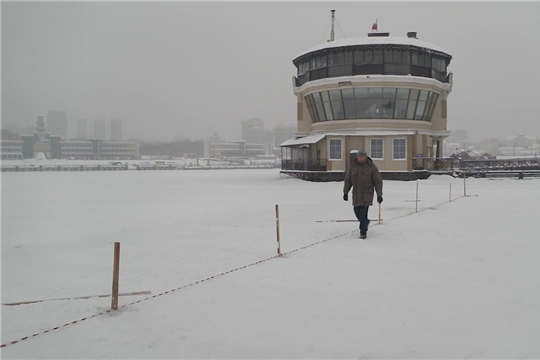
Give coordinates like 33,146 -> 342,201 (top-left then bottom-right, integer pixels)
3,1 -> 540,142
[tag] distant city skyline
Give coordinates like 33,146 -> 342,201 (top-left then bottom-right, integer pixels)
3,2 -> 540,142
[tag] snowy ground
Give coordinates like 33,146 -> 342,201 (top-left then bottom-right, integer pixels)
1,170 -> 540,358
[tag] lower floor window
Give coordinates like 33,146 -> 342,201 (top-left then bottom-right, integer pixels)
370,138 -> 383,159
393,138 -> 406,160
329,138 -> 342,160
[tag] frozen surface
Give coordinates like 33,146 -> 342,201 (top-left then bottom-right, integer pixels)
2,170 -> 540,358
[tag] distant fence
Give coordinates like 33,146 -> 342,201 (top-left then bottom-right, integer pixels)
413,157 -> 540,171
1,165 -> 128,172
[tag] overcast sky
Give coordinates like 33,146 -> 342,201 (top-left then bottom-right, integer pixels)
3,1 -> 540,142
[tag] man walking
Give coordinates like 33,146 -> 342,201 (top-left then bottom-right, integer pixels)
343,149 -> 383,239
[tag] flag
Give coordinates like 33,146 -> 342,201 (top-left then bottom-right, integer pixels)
372,19 -> 378,32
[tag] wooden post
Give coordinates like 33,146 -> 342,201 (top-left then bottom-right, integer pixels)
463,173 -> 467,197
111,242 -> 120,310
275,204 -> 281,256
415,180 -> 419,213
378,203 -> 382,224
449,183 -> 452,202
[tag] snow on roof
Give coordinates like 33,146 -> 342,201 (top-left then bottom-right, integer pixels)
294,36 -> 451,60
280,134 -> 326,147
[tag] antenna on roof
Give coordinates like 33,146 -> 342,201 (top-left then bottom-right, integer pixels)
328,10 -> 335,42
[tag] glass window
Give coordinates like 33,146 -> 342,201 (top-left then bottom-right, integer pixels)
305,95 -> 315,121
329,90 -> 344,119
427,93 -> 439,121
321,55 -> 327,67
335,51 -> 344,65
344,50 -> 353,64
373,49 -> 383,63
418,90 -> 428,102
415,100 -> 426,120
342,89 -> 356,119
307,95 -> 320,122
370,138 -> 383,159
406,99 -> 417,119
355,98 -> 371,118
402,50 -> 410,64
329,139 -> 342,160
384,48 -> 392,63
321,91 -> 330,102
315,102 -> 326,121
367,99 -> 383,118
355,88 -> 369,99
393,138 -> 406,160
328,52 -> 336,66
354,49 -> 363,64
393,49 -> 401,63
310,57 -> 316,69
321,91 -> 334,121
315,56 -> 323,69
396,88 -> 410,99
424,92 -> 434,120
417,51 -> 424,66
364,49 -> 373,63
409,89 -> 420,101
383,88 -> 396,99
324,102 -> 334,120
368,87 -> 383,98
395,99 -> 408,119
412,51 -> 419,65
381,99 -> 395,119
312,92 -> 322,103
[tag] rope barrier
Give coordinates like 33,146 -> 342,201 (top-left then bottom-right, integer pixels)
1,194 -> 470,349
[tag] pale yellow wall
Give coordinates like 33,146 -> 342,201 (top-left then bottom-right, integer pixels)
365,135 -> 410,171
297,95 -> 311,133
431,93 -> 448,132
312,119 -> 432,133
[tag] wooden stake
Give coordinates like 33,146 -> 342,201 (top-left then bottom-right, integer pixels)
378,203 -> 382,224
111,242 -> 120,310
415,180 -> 419,213
275,204 -> 281,256
463,173 -> 467,197
449,183 -> 452,202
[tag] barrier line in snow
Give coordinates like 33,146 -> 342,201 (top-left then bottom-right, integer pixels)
1,195 -> 469,349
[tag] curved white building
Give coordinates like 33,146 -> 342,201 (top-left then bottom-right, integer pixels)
281,21 -> 453,181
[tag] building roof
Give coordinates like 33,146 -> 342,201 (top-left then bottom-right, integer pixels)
294,36 -> 451,60
280,134 -> 326,147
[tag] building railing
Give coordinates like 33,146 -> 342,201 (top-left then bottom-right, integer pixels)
281,159 -> 328,171
295,64 -> 449,87
413,157 -> 540,171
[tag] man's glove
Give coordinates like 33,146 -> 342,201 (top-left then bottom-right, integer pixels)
377,196 -> 383,204
343,193 -> 348,201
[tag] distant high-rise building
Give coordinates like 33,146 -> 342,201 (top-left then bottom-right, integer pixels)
94,119 -> 106,139
36,115 -> 47,142
46,110 -> 68,138
241,118 -> 264,141
273,124 -> 296,147
110,118 -> 122,141
77,119 -> 88,139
